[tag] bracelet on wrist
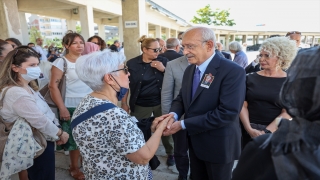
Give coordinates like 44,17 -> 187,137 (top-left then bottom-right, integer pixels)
58,129 -> 64,137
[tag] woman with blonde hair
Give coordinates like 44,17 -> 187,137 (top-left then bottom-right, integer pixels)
49,32 -> 92,180
0,46 -> 69,180
121,35 -> 175,166
240,37 -> 297,148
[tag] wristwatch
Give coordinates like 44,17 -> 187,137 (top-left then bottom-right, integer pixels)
263,129 -> 272,134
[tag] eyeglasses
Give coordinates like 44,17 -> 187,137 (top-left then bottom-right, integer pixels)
286,31 -> 301,37
147,48 -> 162,53
110,66 -> 129,74
13,46 -> 40,61
183,41 -> 208,51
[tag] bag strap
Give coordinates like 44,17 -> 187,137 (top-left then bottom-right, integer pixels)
71,103 -> 116,130
0,87 -> 13,109
62,57 -> 67,73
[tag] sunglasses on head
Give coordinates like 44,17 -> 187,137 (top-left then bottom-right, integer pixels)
147,48 -> 162,53
13,46 -> 40,60
286,31 -> 301,37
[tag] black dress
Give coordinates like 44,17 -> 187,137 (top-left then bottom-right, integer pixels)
242,73 -> 286,147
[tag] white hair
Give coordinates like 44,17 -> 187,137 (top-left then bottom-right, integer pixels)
183,26 -> 216,45
75,49 -> 126,91
229,41 -> 243,52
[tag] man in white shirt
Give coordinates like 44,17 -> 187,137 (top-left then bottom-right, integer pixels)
34,38 -> 47,61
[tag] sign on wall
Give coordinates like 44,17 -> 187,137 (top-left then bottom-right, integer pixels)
125,21 -> 138,28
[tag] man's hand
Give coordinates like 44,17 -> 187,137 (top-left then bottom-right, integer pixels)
163,121 -> 182,136
151,114 -> 173,132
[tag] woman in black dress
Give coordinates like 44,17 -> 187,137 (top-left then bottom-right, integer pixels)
240,37 -> 297,148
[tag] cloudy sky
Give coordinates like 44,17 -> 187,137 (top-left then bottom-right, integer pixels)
153,0 -> 320,32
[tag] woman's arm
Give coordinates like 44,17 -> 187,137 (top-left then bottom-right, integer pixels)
126,115 -> 170,165
266,108 -> 291,132
49,65 -> 70,120
239,101 -> 263,138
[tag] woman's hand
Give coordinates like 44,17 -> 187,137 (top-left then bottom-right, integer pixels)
247,128 -> 265,138
150,61 -> 165,72
56,132 -> 69,145
59,107 -> 70,121
151,114 -> 173,132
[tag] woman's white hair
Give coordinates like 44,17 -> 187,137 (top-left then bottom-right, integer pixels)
183,26 -> 216,45
229,41 -> 243,52
259,37 -> 297,70
75,49 -> 126,91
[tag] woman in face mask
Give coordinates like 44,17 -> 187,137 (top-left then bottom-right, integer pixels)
73,50 -> 171,180
0,46 -> 69,180
49,32 -> 91,180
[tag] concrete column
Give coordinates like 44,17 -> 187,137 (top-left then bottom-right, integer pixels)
146,22 -> 149,37
215,34 -> 220,43
242,35 -> 247,44
173,29 -> 178,38
225,34 -> 230,51
97,23 -> 105,40
19,12 -> 29,44
231,35 -> 235,41
79,5 -> 95,41
263,35 -> 267,41
118,16 -> 124,42
252,36 -> 256,45
122,0 -> 146,60
165,28 -> 170,39
66,19 -> 77,32
155,25 -> 161,38
304,36 -> 308,44
0,0 -> 24,42
255,35 -> 259,44
311,36 -> 315,47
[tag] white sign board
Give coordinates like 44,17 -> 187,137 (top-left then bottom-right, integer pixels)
125,21 -> 138,28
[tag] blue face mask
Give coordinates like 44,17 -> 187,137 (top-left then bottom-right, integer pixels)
110,75 -> 129,101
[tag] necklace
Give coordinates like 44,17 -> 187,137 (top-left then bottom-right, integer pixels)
94,91 -> 110,100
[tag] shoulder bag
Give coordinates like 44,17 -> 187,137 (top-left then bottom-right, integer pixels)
0,87 -> 47,161
39,57 -> 67,108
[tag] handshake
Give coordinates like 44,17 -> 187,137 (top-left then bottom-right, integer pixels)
151,114 -> 183,136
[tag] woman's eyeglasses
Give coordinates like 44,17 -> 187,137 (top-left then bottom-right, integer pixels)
286,31 -> 301,37
110,66 -> 129,74
147,48 -> 162,53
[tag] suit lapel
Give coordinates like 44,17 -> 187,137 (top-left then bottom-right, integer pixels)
179,56 -> 188,72
189,54 -> 221,106
186,64 -> 195,106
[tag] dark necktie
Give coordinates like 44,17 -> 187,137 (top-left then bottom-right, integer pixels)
192,67 -> 200,98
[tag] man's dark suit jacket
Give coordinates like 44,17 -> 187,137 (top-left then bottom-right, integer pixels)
159,50 -> 183,61
170,54 -> 246,164
222,51 -> 232,60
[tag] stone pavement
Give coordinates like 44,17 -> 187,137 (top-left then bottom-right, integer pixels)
11,141 -> 237,180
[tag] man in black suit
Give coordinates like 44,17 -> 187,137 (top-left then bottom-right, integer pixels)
159,38 -> 183,61
162,27 -> 246,180
216,42 -> 232,60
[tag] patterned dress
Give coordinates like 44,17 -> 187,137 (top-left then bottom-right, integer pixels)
72,95 -> 149,180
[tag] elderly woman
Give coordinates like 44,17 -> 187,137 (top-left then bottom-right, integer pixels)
229,41 -> 248,68
87,35 -> 106,51
121,35 -> 175,166
233,46 -> 320,180
49,32 -> 91,180
240,37 -> 297,148
72,50 -> 171,179
0,46 -> 69,180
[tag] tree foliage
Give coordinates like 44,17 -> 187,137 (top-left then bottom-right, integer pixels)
29,26 -> 42,43
191,5 -> 236,26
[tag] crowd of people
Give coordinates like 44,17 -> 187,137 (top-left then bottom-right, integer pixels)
0,26 -> 319,180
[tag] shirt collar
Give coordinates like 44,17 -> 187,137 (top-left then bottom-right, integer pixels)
196,52 -> 215,73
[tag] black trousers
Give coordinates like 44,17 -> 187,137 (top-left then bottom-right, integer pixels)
28,141 -> 55,180
173,130 -> 189,177
188,138 -> 234,180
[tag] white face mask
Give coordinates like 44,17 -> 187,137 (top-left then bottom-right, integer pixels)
20,67 -> 42,82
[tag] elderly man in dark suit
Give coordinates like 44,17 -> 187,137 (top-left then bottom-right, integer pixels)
216,42 -> 232,60
162,27 -> 246,180
159,38 -> 183,61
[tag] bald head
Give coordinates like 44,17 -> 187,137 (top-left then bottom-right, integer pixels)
216,42 -> 223,51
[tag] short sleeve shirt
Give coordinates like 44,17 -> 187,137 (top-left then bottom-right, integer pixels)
72,95 -> 148,180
